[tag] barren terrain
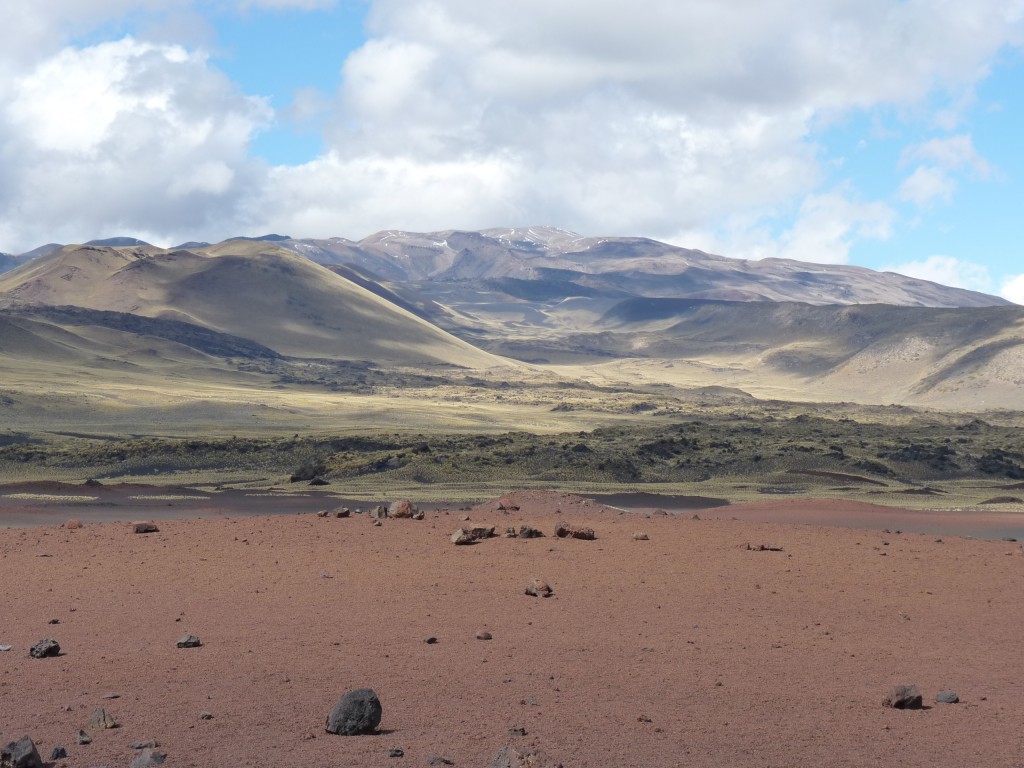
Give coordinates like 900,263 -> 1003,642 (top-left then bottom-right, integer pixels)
2,491 -> 1023,767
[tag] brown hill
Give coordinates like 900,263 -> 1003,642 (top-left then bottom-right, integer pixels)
0,242 -> 506,368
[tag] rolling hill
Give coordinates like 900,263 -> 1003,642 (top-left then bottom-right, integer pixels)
0,242 -> 506,368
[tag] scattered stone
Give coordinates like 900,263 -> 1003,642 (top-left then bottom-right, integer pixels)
503,527 -> 518,538
518,526 -> 544,539
507,726 -> 527,736
389,748 -> 405,758
428,757 -> 453,766
451,526 -> 495,545
130,740 -> 159,750
334,507 -> 351,518
373,519 -> 383,527
389,500 -> 417,519
130,748 -> 167,767
199,711 -> 214,720
326,688 -> 382,735
0,737 -> 43,768
88,707 -> 118,729
77,730 -> 92,745
424,636 -> 438,645
476,631 -> 493,641
691,514 -> 701,521
489,745 -> 562,768
553,522 -> 595,540
28,638 -> 60,658
0,645 -> 11,652
411,509 -> 425,520
935,690 -> 960,704
176,634 -> 202,648
652,509 -> 669,517
370,505 -> 388,520
47,619 -> 59,625
882,684 -> 923,709
132,522 -> 159,534
633,532 -> 650,541
459,514 -> 470,521
525,579 -> 553,598
101,692 -> 120,699
745,543 -> 784,552
316,510 -> 329,518
49,746 -> 67,761
64,519 -> 82,529
496,501 -> 520,511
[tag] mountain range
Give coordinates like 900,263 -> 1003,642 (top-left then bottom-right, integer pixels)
0,228 -> 1021,413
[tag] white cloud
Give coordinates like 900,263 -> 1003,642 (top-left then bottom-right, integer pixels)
898,166 -> 957,207
0,37 -> 269,248
0,1 -> 1022,251
883,255 -> 994,293
1002,273 -> 1024,305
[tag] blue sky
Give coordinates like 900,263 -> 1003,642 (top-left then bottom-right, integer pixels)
0,1 -> 1022,301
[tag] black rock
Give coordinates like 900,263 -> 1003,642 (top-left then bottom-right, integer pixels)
326,688 -> 382,735
935,690 -> 960,704
1,737 -> 43,768
882,684 -> 923,709
176,634 -> 202,648
424,636 -> 438,644
428,757 -> 453,766
28,638 -> 60,658
49,746 -> 67,760
309,477 -> 330,486
132,522 -> 159,534
389,748 -> 405,758
77,730 -> 91,745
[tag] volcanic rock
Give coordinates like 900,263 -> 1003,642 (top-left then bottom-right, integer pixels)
388,499 -> 417,518
176,634 -> 202,648
88,707 -> 118,729
518,526 -> 544,539
28,639 -> 60,658
553,522 -> 595,540
76,730 -> 91,745
525,579 -> 553,597
326,688 -> 382,735
882,684 -> 923,709
130,748 -> 167,767
0,737 -> 43,768
935,690 -> 960,704
490,745 -> 562,768
48,746 -> 67,761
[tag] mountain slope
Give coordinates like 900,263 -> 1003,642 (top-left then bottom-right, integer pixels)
0,243 -> 506,368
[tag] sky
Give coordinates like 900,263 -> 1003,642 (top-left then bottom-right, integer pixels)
1,1 -> 1022,302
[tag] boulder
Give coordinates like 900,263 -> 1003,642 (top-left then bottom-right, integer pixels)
0,737 -> 43,768
388,500 -> 417,519
87,707 -> 118,729
518,526 -> 544,539
451,526 -> 496,545
554,522 -> 595,540
882,684 -> 923,709
28,639 -> 60,658
935,690 -> 960,704
334,507 -> 351,518
525,578 -> 553,598
326,688 -> 382,735
130,748 -> 167,767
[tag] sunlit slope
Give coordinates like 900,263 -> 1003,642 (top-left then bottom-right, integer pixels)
0,243 -> 507,367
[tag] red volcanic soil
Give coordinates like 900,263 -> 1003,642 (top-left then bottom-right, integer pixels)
1,490 -> 1023,767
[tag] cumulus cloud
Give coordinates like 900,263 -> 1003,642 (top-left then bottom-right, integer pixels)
0,0 -> 1022,252
0,37 -> 269,248
1002,273 -> 1024,305
883,255 -> 994,293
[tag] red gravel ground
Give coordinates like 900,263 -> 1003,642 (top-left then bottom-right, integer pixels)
2,490 -> 1023,767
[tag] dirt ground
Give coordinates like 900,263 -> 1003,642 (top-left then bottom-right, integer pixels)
2,489 -> 1023,767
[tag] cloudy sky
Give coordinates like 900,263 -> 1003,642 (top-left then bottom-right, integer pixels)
1,1 -> 1022,301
